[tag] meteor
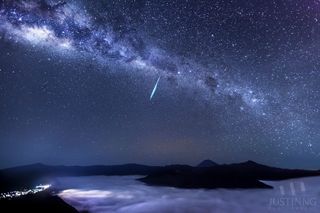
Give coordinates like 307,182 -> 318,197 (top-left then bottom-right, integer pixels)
150,76 -> 161,100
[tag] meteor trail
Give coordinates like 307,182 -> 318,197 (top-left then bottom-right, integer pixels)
150,76 -> 161,100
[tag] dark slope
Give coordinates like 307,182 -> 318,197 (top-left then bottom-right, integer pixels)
0,191 -> 78,213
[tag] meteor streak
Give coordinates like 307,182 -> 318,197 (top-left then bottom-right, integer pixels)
150,76 -> 161,100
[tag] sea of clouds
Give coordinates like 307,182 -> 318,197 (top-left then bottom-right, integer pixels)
55,175 -> 319,213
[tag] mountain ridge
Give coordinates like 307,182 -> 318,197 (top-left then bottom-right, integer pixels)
1,160 -> 319,192
197,159 -> 219,167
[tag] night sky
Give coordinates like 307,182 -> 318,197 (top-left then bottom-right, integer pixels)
0,0 -> 320,169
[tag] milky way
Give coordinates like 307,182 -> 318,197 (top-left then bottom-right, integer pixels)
0,1 -> 268,112
0,0 -> 320,168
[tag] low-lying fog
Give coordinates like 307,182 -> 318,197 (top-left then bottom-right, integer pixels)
55,176 -> 319,213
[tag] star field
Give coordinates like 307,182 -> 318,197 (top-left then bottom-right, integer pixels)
0,0 -> 320,168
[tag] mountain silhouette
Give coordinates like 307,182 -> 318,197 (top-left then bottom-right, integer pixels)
139,160 -> 320,189
0,160 -> 319,192
197,159 -> 219,167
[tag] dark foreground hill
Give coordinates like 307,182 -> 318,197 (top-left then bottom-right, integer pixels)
0,191 -> 78,213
